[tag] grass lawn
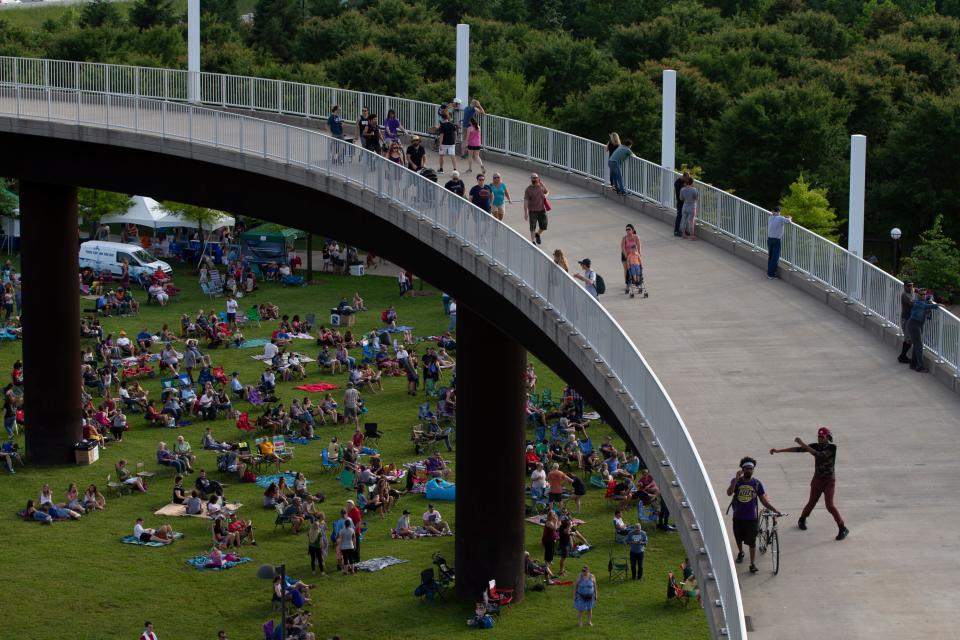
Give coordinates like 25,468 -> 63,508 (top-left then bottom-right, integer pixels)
0,261 -> 707,640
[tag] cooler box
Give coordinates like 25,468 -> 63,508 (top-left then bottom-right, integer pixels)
349,264 -> 365,277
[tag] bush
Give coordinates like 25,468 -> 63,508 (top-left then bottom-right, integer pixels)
899,214 -> 960,302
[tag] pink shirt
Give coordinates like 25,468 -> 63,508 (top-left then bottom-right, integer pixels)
467,126 -> 481,147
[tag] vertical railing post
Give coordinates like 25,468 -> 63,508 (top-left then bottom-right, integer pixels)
566,136 -> 572,172
276,79 -> 282,113
547,133 -> 554,167
525,124 -> 531,160
249,81 -> 254,110
161,100 -> 166,137
239,116 -> 244,152
221,74 -> 227,107
305,84 -> 310,118
285,126 -> 290,163
214,110 -> 220,148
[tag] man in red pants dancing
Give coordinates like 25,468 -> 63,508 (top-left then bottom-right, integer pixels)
770,426 -> 849,541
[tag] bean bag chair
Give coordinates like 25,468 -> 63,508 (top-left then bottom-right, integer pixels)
424,478 -> 456,501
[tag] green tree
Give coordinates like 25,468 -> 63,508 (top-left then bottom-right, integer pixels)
251,0 -> 302,61
472,69 -> 548,123
160,202 -> 225,243
0,180 -> 18,219
295,13 -> 371,63
202,0 -> 240,25
779,174 -> 840,240
326,46 -> 423,96
129,0 -> 175,31
517,31 -> 619,111
79,0 -> 123,28
706,82 -> 850,207
899,215 -> 960,300
78,189 -> 133,235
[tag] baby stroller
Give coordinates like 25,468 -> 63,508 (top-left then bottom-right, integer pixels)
627,263 -> 649,299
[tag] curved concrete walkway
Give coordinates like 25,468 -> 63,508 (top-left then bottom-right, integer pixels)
470,156 -> 960,639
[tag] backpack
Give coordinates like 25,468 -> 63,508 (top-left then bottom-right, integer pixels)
381,310 -> 389,323
594,273 -> 606,295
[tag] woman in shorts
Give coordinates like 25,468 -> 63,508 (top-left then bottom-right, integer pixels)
488,173 -> 512,221
465,118 -> 485,174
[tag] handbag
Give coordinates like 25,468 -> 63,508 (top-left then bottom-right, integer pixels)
544,197 -> 552,212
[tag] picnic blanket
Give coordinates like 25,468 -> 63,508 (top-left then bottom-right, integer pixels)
291,333 -> 314,340
185,554 -> 252,571
287,436 -> 322,445
353,556 -> 408,572
525,515 -> 586,527
294,383 -> 339,393
251,354 -> 316,363
255,472 -> 309,489
154,502 -> 242,518
239,338 -> 271,350
121,532 -> 184,547
381,325 -> 414,333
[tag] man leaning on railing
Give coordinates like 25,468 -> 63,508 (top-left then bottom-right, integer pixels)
766,208 -> 792,280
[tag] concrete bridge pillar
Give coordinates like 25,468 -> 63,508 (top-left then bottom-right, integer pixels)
454,304 -> 527,603
19,181 -> 82,463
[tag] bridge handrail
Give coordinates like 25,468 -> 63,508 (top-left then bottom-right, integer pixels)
0,55 -> 953,373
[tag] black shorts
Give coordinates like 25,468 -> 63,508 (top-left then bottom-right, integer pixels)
341,548 -> 357,563
227,313 -> 236,322
549,492 -> 563,503
467,145 -> 482,151
733,519 -> 759,547
543,542 -> 555,563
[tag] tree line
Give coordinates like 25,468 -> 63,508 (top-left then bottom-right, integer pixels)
0,0 -> 957,292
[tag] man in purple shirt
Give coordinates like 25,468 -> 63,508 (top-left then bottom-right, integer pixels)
726,457 -> 780,574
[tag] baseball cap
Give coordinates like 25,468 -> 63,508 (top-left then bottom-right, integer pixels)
411,135 -> 420,141
817,426 -> 832,439
578,258 -> 591,267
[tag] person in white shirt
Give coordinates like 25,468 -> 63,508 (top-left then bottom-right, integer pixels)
395,509 -> 416,539
612,510 -> 629,535
134,517 -> 173,544
116,331 -> 134,356
148,283 -> 169,305
422,504 -> 452,535
447,300 -> 457,332
263,340 -> 279,361
225,296 -> 239,329
531,462 -> 547,498
574,258 -> 598,298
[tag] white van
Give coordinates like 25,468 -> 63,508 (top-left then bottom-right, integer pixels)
79,241 -> 172,280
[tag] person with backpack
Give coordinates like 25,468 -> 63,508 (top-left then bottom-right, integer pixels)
726,457 -> 781,574
574,258 -> 603,298
573,564 -> 598,626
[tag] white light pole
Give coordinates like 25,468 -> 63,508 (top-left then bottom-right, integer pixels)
188,0 -> 201,103
661,69 -> 677,209
847,134 -> 866,300
456,24 -> 470,111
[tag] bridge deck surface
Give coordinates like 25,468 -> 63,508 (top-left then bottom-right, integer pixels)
476,158 -> 959,639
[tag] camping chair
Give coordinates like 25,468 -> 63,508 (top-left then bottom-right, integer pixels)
273,503 -> 292,531
418,402 -> 432,421
245,307 -> 262,327
482,580 -> 514,618
608,550 -> 628,582
411,424 -> 430,455
526,488 -> 549,516
534,425 -> 546,444
363,422 -> 383,447
272,435 -> 294,462
106,473 -> 131,497
262,620 -> 275,640
246,388 -> 265,407
321,447 -> 341,473
197,368 -> 214,387
540,389 -> 559,410
236,412 -> 255,432
136,462 -> 156,480
361,342 -> 376,364
212,367 -> 228,385
305,313 -> 316,330
432,552 -> 455,587
282,274 -> 305,287
667,571 -> 691,606
338,467 -> 356,491
416,568 -> 444,601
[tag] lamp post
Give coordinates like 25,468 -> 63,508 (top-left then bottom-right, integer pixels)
890,227 -> 902,276
257,563 -> 287,640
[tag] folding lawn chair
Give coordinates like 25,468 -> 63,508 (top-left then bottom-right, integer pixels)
432,552 -> 455,587
236,412 -> 255,432
246,307 -> 262,327
608,551 -> 628,582
321,447 -> 341,472
416,568 -> 445,601
482,580 -> 514,618
363,422 -> 383,447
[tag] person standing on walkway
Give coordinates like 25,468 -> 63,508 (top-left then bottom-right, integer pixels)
679,176 -> 699,238
620,224 -> 640,293
770,426 -> 848,540
607,133 -> 620,190
726,457 -> 780,574
465,118 -> 485,174
488,173 -> 512,221
523,173 -> 549,245
461,99 -> 485,158
328,105 -> 344,139
897,281 -> 915,364
437,115 -> 458,174
573,565 -> 598,627
574,258 -> 598,298
907,290 -> 939,372
674,171 -> 690,237
626,522 -> 648,580
766,207 -> 792,279
608,139 -> 634,196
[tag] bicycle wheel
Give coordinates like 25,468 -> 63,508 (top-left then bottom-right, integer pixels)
770,530 -> 780,575
757,523 -> 768,555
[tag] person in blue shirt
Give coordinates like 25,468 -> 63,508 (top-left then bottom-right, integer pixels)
907,291 -> 938,372
136,328 -> 153,353
608,139 -> 634,195
327,105 -> 344,139
626,523 -> 648,580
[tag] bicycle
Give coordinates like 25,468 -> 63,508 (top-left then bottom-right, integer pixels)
757,509 -> 787,575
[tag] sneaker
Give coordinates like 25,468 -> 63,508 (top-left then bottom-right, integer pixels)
625,287 -> 630,294
534,232 -> 541,245
915,367 -> 929,373
897,355 -> 910,363
767,275 -> 776,280
749,564 -> 759,573
836,526 -> 849,541
437,169 -> 444,174
736,551 -> 744,564
798,518 -> 807,531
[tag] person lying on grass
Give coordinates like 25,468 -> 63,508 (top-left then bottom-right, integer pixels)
134,517 -> 173,544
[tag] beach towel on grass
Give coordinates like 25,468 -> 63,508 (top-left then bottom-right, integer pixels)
186,554 -> 252,571
239,338 -> 271,349
294,383 -> 339,393
255,472 -> 309,489
287,436 -> 322,445
380,325 -> 414,334
121,532 -> 183,547
154,502 -> 242,518
353,556 -> 408,572
251,354 -> 315,363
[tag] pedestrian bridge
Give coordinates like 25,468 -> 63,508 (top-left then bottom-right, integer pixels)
2,57 -> 959,640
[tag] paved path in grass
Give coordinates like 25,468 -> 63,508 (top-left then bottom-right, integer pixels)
455,157 -> 960,640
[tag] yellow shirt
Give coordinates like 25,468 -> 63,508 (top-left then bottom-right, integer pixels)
260,441 -> 274,455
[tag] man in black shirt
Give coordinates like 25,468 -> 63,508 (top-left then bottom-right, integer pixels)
468,174 -> 492,213
444,171 -> 465,197
897,281 -> 915,364
770,426 -> 848,540
406,135 -> 426,171
437,115 -> 458,173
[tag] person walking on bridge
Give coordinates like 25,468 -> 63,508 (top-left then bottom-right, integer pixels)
727,457 -> 780,574
897,281 -> 915,364
608,139 -> 634,196
770,426 -> 849,541
524,173 -> 550,245
906,289 -> 939,372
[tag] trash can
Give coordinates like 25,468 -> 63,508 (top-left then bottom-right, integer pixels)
74,440 -> 99,465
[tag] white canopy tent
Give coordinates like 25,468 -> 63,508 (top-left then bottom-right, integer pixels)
159,211 -> 235,231
100,196 -> 169,230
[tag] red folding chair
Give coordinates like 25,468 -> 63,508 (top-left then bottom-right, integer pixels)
236,412 -> 255,432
